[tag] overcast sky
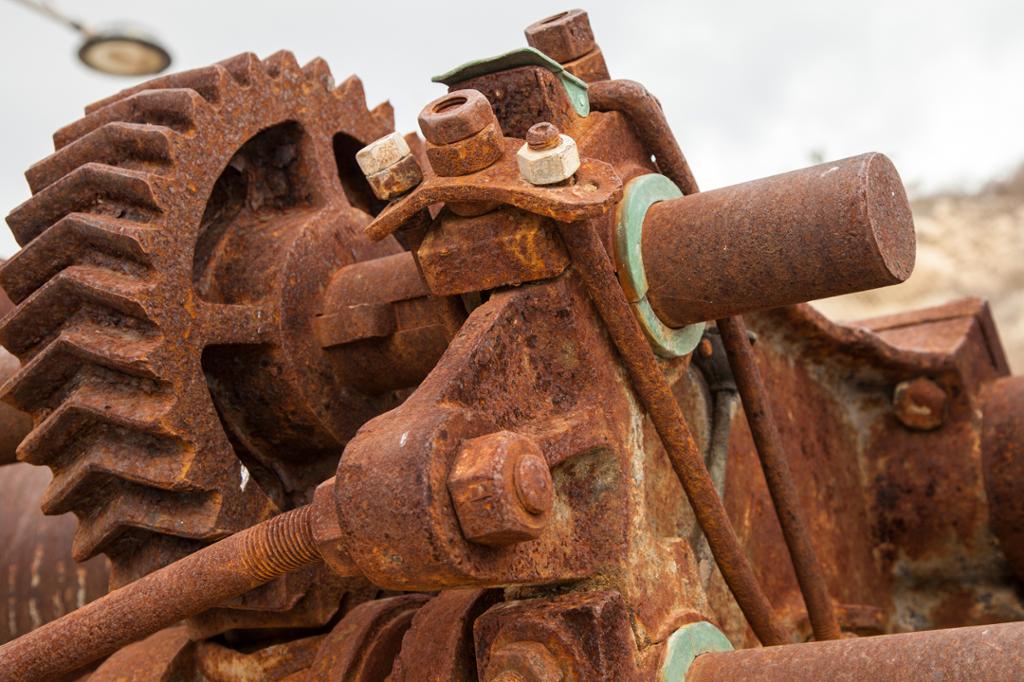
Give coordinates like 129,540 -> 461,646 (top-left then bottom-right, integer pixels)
2,1 -> 1023,257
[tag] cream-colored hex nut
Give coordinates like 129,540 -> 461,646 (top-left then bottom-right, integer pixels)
355,132 -> 412,176
516,134 -> 581,185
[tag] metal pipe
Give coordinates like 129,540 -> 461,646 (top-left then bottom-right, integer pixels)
0,505 -> 321,682
718,316 -> 841,641
642,153 -> 916,327
588,79 -> 699,195
686,621 -> 1024,681
556,219 -> 787,646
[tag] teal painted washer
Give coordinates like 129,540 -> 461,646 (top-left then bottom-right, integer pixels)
614,174 -> 705,357
660,621 -> 734,681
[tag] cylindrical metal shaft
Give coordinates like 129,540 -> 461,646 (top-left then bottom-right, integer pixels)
0,505 -> 321,682
687,621 -> 1024,681
642,153 -> 915,327
718,316 -> 840,641
557,219 -> 787,646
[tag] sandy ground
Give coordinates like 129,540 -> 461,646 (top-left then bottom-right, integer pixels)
814,167 -> 1024,373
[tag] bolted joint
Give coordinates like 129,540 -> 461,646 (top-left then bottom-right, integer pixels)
419,90 -> 505,177
517,123 -> 580,185
893,377 -> 948,431
525,9 -> 597,63
448,431 -> 553,547
310,477 -> 360,577
355,132 -> 423,201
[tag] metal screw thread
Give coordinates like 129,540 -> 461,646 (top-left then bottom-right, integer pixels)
241,505 -> 320,582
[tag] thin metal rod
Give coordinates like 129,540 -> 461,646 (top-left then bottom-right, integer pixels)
557,219 -> 787,646
8,0 -> 87,33
717,315 -> 841,641
0,505 -> 321,682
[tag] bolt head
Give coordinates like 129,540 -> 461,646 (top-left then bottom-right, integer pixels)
418,89 -> 497,145
893,377 -> 948,430
524,9 -> 597,63
516,134 -> 580,185
485,641 -> 564,682
355,132 -> 412,177
526,122 -> 560,150
448,431 -> 552,547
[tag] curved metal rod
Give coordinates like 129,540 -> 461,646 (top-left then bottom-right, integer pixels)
718,316 -> 841,641
557,218 -> 787,646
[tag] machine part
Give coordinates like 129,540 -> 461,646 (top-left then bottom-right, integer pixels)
0,463 -> 109,645
718,315 -> 841,641
614,174 -> 704,357
355,132 -> 423,200
588,80 -> 699,195
0,51 -> 402,631
448,431 -> 553,547
981,375 -> 1024,581
524,9 -> 610,82
516,125 -> 581,185
555,218 -> 787,646
686,621 -> 1024,681
892,376 -> 949,430
659,621 -> 733,682
641,153 -> 915,327
433,48 -> 591,118
0,504 -> 327,681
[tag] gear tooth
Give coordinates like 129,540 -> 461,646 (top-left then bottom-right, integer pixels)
4,321 -> 161,412
86,65 -> 229,114
72,489 -> 223,562
302,57 -> 335,91
41,437 -> 193,515
0,266 -> 153,358
333,75 -> 368,107
15,379 -> 175,466
216,52 -> 262,86
7,164 -> 161,246
261,50 -> 302,79
56,89 -> 201,150
28,122 -> 175,194
370,101 -> 396,132
0,214 -> 155,304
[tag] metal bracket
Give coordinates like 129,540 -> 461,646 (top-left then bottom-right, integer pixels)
660,621 -> 734,681
432,47 -> 591,117
614,174 -> 705,357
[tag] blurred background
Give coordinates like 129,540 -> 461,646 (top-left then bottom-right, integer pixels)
1,0 -> 1021,368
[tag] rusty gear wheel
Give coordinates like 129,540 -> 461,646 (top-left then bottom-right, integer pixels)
0,50 -> 404,611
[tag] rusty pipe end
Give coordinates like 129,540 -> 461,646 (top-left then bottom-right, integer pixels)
641,152 -> 917,327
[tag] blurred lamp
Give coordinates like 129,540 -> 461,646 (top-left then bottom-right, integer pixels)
11,0 -> 172,76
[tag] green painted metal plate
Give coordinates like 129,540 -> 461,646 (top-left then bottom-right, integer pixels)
661,621 -> 734,681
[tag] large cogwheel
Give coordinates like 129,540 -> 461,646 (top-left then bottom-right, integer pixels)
0,51 -> 403,597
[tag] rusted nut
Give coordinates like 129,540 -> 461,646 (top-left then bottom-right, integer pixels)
355,132 -> 423,200
484,641 -> 564,682
893,377 -> 948,431
418,89 -> 496,145
517,126 -> 580,185
448,431 -> 553,547
426,122 -> 505,177
311,478 -> 359,577
525,9 -> 597,63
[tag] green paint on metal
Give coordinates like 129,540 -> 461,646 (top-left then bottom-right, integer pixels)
432,47 -> 590,117
614,174 -> 705,357
660,621 -> 733,681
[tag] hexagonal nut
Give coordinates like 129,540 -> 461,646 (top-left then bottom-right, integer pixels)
448,431 -> 553,547
524,9 -> 597,63
516,135 -> 580,186
355,132 -> 412,176
311,477 -> 360,576
418,89 -> 497,146
484,641 -> 564,682
366,153 -> 423,200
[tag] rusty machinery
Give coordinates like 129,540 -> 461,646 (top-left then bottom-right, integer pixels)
0,8 -> 1022,681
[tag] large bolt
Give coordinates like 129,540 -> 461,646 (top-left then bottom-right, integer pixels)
516,122 -> 580,186
484,641 -> 564,682
447,431 -> 553,547
418,89 -> 504,177
893,377 -> 948,431
355,132 -> 423,201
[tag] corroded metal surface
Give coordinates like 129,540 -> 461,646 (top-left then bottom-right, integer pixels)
0,8 -> 1022,682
